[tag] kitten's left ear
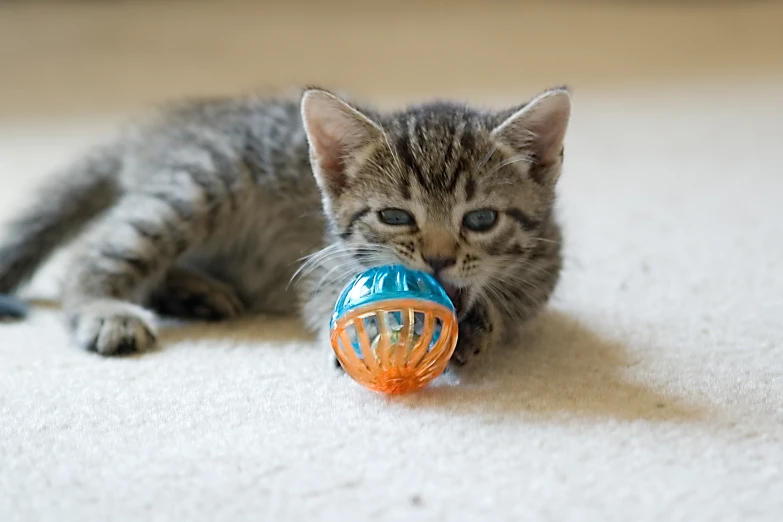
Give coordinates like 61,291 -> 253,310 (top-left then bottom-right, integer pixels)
492,87 -> 571,183
301,89 -> 384,199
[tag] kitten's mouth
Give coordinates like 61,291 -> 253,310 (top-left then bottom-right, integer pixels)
439,282 -> 468,318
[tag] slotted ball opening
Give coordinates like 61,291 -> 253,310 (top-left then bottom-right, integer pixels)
339,320 -> 360,357
361,314 -> 379,341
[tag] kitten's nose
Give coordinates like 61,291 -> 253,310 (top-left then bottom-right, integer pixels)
423,255 -> 456,273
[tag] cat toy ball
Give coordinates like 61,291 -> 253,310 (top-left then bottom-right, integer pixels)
330,265 -> 459,395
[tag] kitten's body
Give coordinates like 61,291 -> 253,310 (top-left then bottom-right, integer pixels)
0,88 -> 570,365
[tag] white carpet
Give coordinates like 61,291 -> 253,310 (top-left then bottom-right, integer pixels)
1,84 -> 782,521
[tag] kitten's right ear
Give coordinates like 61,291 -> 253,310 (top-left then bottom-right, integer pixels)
301,89 -> 383,198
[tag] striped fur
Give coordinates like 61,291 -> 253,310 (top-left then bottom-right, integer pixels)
0,87 -> 570,364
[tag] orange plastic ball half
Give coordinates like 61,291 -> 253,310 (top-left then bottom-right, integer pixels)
330,298 -> 459,395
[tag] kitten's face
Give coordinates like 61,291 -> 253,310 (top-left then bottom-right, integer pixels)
302,89 -> 570,316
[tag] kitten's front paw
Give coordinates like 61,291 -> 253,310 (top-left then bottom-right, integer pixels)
451,302 -> 495,366
71,301 -> 157,355
451,323 -> 492,366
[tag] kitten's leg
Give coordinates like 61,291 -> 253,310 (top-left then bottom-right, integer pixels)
451,299 -> 502,366
457,235 -> 562,365
148,265 -> 244,321
64,192 -> 216,355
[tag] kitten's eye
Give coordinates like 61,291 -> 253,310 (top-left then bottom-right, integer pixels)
463,209 -> 498,232
378,208 -> 416,226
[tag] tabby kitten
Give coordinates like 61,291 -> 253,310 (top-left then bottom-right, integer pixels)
0,87 -> 570,366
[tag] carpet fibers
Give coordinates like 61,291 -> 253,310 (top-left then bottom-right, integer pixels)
1,85 -> 782,521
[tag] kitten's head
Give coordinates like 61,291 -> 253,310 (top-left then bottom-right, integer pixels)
301,87 -> 570,316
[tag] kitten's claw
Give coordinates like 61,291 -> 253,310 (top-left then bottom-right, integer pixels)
71,301 -> 157,355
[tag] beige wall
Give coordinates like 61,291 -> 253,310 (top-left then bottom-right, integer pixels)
1,0 -> 782,116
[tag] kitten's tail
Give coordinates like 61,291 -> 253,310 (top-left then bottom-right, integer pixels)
0,145 -> 122,317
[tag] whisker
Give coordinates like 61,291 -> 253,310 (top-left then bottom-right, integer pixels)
380,128 -> 404,175
484,279 -> 541,319
479,259 -> 555,281
483,283 -> 516,320
488,275 -> 539,305
311,263 -> 365,296
289,243 -> 393,288
485,154 -> 535,177
475,144 -> 499,174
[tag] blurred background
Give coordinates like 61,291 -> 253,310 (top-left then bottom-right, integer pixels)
1,0 -> 781,117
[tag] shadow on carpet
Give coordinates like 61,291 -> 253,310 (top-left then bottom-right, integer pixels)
392,310 -> 704,423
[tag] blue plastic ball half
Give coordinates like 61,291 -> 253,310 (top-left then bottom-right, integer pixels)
331,264 -> 455,327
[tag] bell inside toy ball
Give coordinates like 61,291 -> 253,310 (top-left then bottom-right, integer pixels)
330,265 -> 459,395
